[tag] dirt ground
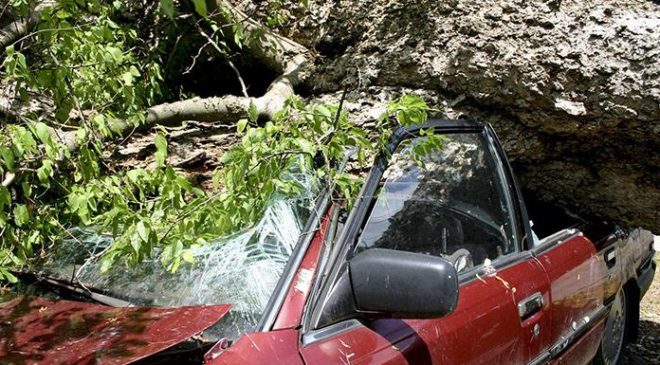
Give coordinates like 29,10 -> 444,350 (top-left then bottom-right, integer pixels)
624,253 -> 660,365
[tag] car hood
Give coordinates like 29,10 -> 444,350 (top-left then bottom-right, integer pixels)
0,295 -> 231,365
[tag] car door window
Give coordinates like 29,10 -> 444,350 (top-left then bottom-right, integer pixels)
356,132 -> 519,272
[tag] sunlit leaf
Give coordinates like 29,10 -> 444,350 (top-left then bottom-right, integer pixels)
13,205 -> 29,227
136,221 -> 150,243
191,0 -> 207,16
155,133 -> 168,166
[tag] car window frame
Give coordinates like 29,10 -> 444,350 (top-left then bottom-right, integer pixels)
302,119 -> 534,336
355,131 -> 521,262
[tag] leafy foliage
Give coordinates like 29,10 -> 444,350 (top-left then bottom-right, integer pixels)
0,0 -> 170,281
0,0 -> 435,281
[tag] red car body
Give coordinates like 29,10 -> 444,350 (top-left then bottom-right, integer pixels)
1,119 -> 655,365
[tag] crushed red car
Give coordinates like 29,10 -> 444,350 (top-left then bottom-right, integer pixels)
1,119 -> 656,365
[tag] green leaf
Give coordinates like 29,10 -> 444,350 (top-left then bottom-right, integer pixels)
0,186 -> 11,211
15,52 -> 27,72
127,169 -> 144,183
155,133 -> 167,166
130,235 -> 142,255
191,0 -> 207,16
316,105 -> 332,120
136,220 -> 150,243
21,181 -> 31,198
0,147 -> 15,170
120,71 -> 134,86
13,204 -> 29,227
75,128 -> 87,143
34,122 -> 51,144
160,0 -> 175,18
36,160 -> 54,186
0,269 -> 17,283
237,119 -> 248,134
181,249 -> 195,264
106,46 -> 124,62
248,102 -> 258,123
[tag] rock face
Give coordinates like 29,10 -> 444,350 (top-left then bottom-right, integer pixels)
291,0 -> 659,231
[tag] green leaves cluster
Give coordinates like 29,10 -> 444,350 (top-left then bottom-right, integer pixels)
4,1 -> 163,128
379,95 -> 447,167
0,123 -> 72,281
0,0 -> 167,281
64,147 -> 208,272
222,97 -> 373,214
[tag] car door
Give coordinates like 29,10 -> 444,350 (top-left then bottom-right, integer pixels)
300,257 -> 551,365
300,123 -> 553,364
531,230 -> 609,364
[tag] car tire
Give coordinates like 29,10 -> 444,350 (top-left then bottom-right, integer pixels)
594,287 -> 628,365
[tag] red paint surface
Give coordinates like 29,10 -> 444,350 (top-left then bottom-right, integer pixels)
206,329 -> 303,365
300,255 -> 552,365
553,321 -> 605,365
535,234 -> 606,356
0,295 -> 230,365
273,208 -> 331,330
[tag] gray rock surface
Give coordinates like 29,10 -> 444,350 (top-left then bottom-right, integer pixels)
290,0 -> 660,231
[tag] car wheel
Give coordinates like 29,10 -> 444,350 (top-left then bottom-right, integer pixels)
594,287 -> 627,365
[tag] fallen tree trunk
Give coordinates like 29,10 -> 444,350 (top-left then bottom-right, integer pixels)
142,54 -> 306,126
0,14 -> 39,49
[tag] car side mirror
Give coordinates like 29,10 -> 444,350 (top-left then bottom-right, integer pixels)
315,248 -> 459,328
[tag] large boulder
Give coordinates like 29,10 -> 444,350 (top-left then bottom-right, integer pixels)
291,0 -> 659,231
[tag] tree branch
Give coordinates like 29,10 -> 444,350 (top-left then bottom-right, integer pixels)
1,171 -> 15,187
4,1 -> 311,160
94,1 -> 311,135
212,0 -> 310,72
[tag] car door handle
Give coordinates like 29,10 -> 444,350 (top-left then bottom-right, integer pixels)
518,292 -> 544,320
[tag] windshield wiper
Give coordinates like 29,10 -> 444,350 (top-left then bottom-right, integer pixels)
14,271 -> 132,307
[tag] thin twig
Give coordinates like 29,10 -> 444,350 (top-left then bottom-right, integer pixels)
164,34 -> 183,72
9,26 -> 77,48
110,123 -> 138,156
75,243 -> 113,279
333,89 -> 347,127
318,89 -> 348,146
226,58 -> 249,97
183,41 -> 210,74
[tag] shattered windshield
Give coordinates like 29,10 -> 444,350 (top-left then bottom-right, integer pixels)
35,167 -> 319,340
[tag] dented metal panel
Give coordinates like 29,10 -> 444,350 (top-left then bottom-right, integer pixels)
0,295 -> 230,364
